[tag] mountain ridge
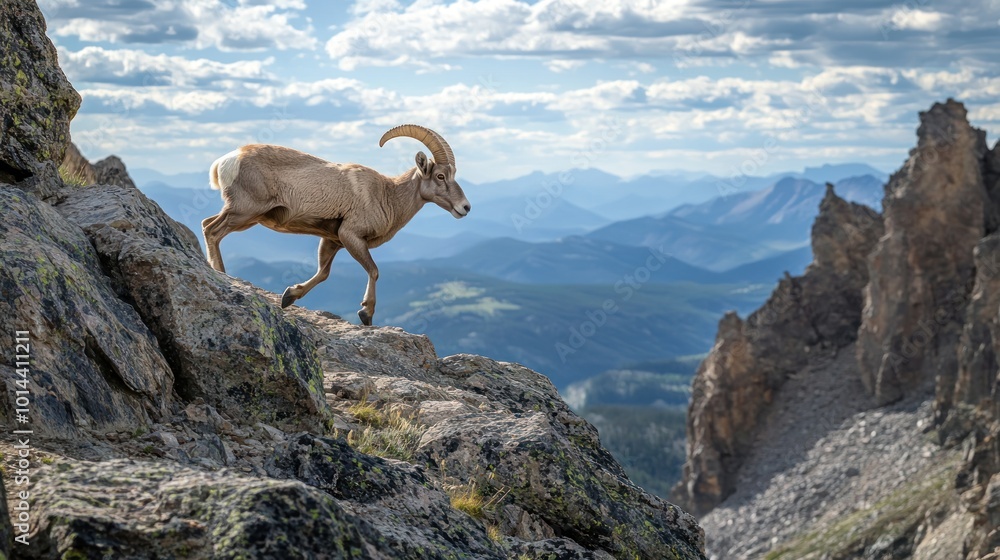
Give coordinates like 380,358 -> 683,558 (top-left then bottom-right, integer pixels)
589,174 -> 884,271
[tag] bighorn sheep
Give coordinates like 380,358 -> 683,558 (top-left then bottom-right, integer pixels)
202,124 -> 470,326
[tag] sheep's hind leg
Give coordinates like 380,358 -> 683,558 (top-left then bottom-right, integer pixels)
202,213 -> 227,272
281,238 -> 340,308
202,209 -> 257,273
339,232 -> 378,326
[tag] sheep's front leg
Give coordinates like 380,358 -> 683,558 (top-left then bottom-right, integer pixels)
340,232 -> 379,326
281,238 -> 341,308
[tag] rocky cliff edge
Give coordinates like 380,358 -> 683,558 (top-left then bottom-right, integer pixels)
0,2 -> 706,558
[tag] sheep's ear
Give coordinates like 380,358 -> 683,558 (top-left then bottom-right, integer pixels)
415,151 -> 431,177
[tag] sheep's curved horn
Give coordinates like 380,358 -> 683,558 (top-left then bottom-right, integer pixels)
379,124 -> 455,167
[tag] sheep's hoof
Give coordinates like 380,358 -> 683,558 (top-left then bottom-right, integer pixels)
358,308 -> 373,326
280,288 -> 297,309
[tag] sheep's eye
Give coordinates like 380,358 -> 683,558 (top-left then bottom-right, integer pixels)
436,174 -> 446,181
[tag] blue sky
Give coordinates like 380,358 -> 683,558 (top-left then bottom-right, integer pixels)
39,0 -> 1000,183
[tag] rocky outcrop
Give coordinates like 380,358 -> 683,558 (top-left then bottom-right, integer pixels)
0,0 -> 80,196
0,168 -> 329,437
858,99 -> 990,406
416,399 -> 703,558
55,183 -> 329,433
677,100 -> 1000,559
300,312 -> 706,558
0,184 -> 175,438
672,186 -> 883,514
848,99 -> 1000,559
939,139 -> 1000,559
941,141 -> 1000,426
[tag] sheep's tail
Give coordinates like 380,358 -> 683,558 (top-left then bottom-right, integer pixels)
210,149 -> 241,191
209,159 -> 221,190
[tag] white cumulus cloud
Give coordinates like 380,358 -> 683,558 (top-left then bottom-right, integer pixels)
42,0 -> 316,51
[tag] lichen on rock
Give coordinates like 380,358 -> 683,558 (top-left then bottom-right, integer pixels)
0,0 -> 80,196
22,460 -> 393,559
0,185 -> 174,438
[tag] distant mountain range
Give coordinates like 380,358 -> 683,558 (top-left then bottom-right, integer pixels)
421,235 -> 814,286
466,163 -> 887,222
668,174 -> 883,227
588,174 -> 884,271
423,236 -> 716,285
402,194 -> 610,241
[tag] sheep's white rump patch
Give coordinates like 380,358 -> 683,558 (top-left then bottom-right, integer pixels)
213,149 -> 242,190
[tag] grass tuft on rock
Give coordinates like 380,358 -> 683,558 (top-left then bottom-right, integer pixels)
348,399 -> 385,428
445,474 -> 511,525
59,164 -> 89,187
448,483 -> 486,519
485,524 -> 503,542
346,402 -> 424,462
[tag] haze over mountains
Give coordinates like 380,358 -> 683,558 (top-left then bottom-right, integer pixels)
592,174 -> 884,271
136,163 -> 887,388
